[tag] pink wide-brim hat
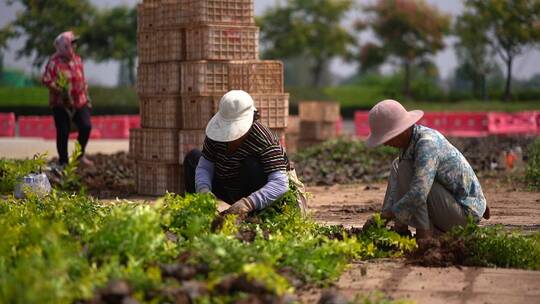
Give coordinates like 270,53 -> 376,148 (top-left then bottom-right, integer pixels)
365,99 -> 423,148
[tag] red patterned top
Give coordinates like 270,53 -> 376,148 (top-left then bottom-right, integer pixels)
42,53 -> 89,109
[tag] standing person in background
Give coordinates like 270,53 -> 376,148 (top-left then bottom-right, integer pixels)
42,31 -> 93,167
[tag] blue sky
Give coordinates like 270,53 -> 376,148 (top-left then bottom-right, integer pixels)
1,0 -> 539,86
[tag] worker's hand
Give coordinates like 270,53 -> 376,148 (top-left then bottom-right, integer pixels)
198,187 -> 211,194
363,212 -> 392,231
381,210 -> 395,221
222,198 -> 254,215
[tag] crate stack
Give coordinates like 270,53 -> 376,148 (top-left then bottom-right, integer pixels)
298,101 -> 340,149
131,0 -> 288,196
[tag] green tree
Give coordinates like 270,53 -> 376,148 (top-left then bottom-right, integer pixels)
83,6 -> 137,86
359,0 -> 450,99
258,0 -> 355,87
461,0 -> 540,100
454,11 -> 496,100
0,0 -> 95,67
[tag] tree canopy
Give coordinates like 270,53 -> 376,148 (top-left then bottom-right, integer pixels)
459,0 -> 540,100
358,0 -> 450,99
258,0 -> 355,87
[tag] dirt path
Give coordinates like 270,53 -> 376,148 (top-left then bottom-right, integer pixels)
298,260 -> 540,304
307,178 -> 540,231
300,179 -> 540,303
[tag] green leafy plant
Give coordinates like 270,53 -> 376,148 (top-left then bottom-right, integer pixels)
525,138 -> 540,190
56,72 -> 70,91
0,159 -> 418,303
449,221 -> 540,269
58,141 -> 83,191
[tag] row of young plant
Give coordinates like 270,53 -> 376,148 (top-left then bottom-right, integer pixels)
1,148 -> 540,303
0,154 -> 416,303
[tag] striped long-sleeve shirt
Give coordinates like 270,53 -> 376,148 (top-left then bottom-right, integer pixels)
198,121 -> 289,208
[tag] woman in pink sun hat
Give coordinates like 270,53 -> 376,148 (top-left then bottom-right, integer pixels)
363,100 -> 489,239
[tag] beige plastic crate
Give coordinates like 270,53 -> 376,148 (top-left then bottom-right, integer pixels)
140,95 -> 182,129
137,2 -> 159,31
228,61 -> 283,94
185,25 -> 259,61
137,31 -> 159,63
160,0 -> 254,27
160,0 -> 188,27
299,121 -> 337,140
287,115 -> 300,134
160,29 -> 185,62
179,130 -> 206,164
157,62 -> 182,94
183,0 -> 254,25
285,133 -> 299,154
130,128 -> 179,163
252,94 -> 289,129
180,95 -> 220,129
135,161 -> 183,196
136,64 -> 158,95
299,101 -> 341,122
180,61 -> 229,95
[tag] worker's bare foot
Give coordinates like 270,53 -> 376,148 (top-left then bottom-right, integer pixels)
79,156 -> 94,166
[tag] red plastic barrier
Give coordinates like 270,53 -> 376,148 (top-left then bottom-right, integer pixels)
0,112 -> 16,137
335,116 -> 343,135
354,111 -> 370,138
19,116 -> 56,139
127,115 -> 141,130
444,112 -> 489,137
488,111 -> 538,135
418,112 -> 449,133
91,116 -> 130,139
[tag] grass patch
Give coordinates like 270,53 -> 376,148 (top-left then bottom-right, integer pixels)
320,85 -> 540,111
0,86 -> 138,108
525,138 -> 540,190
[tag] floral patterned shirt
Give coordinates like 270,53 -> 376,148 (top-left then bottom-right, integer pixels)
390,125 -> 487,223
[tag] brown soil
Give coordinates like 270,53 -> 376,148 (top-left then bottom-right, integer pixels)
300,178 -> 540,303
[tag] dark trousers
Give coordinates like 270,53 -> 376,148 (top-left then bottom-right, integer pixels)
184,149 -> 268,204
52,105 -> 92,165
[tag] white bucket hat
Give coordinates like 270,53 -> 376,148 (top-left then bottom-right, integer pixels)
205,90 -> 257,142
365,99 -> 423,148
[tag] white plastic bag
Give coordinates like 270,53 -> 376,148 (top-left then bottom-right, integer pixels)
14,173 -> 52,199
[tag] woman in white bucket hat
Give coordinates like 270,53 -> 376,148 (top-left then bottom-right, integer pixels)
363,100 -> 489,239
184,90 -> 293,215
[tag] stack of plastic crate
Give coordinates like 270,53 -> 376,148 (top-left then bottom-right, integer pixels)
132,0 -> 289,195
298,101 -> 341,149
